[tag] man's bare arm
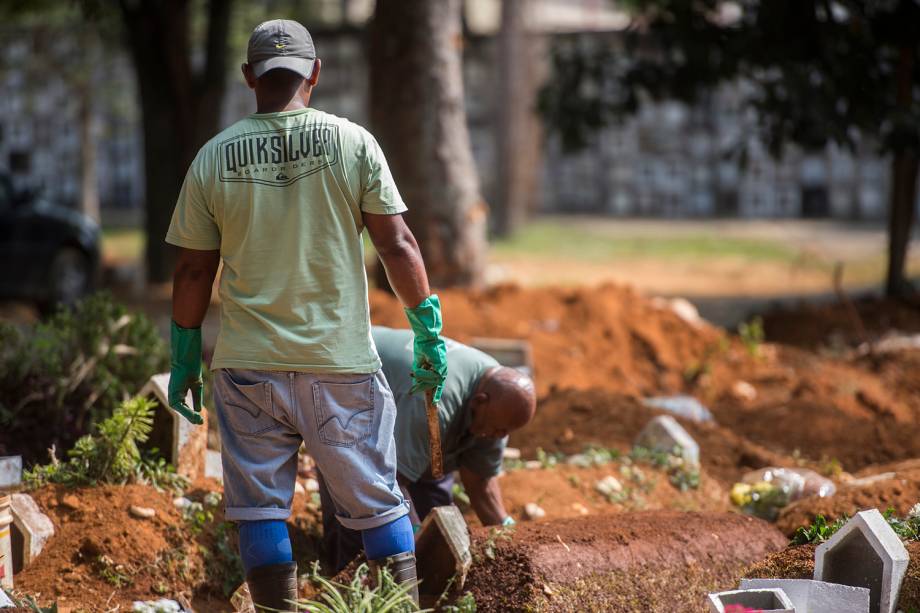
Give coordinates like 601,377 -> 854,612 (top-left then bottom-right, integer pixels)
172,247 -> 220,328
459,466 -> 509,526
364,212 -> 430,308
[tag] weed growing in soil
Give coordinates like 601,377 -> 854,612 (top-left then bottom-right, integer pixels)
24,396 -> 187,491
738,316 -> 765,358
441,592 -> 477,612
475,525 -> 516,562
3,590 -> 59,612
791,514 -> 850,545
629,446 -> 700,492
297,561 -> 427,612
204,520 -> 245,597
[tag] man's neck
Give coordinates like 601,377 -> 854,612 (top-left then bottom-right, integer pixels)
255,93 -> 311,114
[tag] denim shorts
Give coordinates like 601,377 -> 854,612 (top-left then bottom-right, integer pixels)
214,368 -> 409,530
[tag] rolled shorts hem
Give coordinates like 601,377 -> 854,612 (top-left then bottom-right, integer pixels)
225,507 -> 292,522
336,501 -> 410,531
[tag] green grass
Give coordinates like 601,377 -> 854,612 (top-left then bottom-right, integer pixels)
491,221 -> 813,264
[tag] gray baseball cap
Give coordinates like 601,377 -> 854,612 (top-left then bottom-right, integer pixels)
247,19 -> 316,79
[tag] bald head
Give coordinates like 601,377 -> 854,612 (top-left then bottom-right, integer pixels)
468,367 -> 536,439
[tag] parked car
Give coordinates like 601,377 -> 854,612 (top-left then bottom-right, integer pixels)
0,174 -> 101,311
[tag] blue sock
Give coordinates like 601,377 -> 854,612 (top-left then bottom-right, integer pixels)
361,514 -> 415,560
238,520 -> 293,575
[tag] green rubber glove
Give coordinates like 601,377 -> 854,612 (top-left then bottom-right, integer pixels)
168,320 -> 204,425
405,294 -> 448,404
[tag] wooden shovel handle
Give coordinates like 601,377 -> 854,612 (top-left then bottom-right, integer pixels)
426,390 -> 444,479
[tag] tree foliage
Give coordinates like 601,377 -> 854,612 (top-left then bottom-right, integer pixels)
538,0 -> 920,296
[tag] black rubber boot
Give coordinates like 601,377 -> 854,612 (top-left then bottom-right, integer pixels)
246,561 -> 298,612
368,551 -> 419,605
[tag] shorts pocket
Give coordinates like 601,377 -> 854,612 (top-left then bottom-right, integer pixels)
313,377 -> 375,448
218,371 -> 278,436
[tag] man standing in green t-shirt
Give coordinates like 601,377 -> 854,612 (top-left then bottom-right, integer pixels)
164,19 -> 446,609
319,326 -> 537,572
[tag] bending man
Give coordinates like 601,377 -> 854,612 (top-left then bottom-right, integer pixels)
319,326 -> 536,572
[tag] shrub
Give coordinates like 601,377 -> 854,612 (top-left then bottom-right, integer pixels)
297,561 -> 426,612
0,293 -> 167,463
23,395 -> 186,491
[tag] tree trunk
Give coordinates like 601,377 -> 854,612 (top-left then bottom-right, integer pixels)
885,43 -> 919,298
119,0 -> 232,284
79,84 -> 100,223
494,0 -> 544,237
368,0 -> 487,288
886,152 -> 918,297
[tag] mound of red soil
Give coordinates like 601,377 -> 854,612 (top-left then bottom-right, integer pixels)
373,286 -> 920,474
485,462 -> 731,527
745,541 -> 920,611
371,284 -> 723,397
509,388 -> 795,487
762,295 -> 920,349
461,511 -> 787,612
776,461 -> 920,537
14,483 -> 230,611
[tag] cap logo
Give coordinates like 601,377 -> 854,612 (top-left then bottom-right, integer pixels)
275,43 -> 286,49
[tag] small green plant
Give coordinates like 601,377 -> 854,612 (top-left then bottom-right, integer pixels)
23,396 -> 186,491
452,482 -> 471,509
204,521 -> 245,597
738,316 -> 765,357
442,592 -> 477,613
791,514 -> 849,545
536,447 -> 562,469
3,590 -> 59,612
296,561 -> 428,612
475,524 -> 516,562
96,554 -> 133,587
629,446 -> 700,492
883,507 -> 920,541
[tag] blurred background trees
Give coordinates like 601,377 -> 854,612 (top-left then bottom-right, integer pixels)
539,0 -> 920,297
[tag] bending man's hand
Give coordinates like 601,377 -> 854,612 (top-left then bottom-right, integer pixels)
168,320 -> 204,425
405,295 -> 448,404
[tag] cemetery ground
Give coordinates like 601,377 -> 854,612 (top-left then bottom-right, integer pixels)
3,221 -> 920,610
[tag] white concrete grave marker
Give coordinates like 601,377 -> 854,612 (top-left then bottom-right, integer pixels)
814,509 -> 909,613
707,588 -> 795,613
741,577 -> 870,613
634,415 -> 699,466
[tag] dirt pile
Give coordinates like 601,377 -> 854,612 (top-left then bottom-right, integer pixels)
13,484 -> 229,612
370,284 -> 723,397
373,285 -> 920,474
461,511 -> 787,612
745,541 -> 920,611
483,461 -> 730,527
775,460 -> 920,536
762,295 -> 920,349
508,389 -> 792,487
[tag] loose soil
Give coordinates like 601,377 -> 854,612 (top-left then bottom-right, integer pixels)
775,460 -> 920,537
762,295 -> 920,350
477,462 -> 730,527
13,483 -> 226,612
371,286 -> 920,475
745,541 -> 920,611
461,511 -> 787,612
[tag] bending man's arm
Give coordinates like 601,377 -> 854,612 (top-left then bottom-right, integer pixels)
364,212 -> 430,308
460,466 -> 510,526
172,247 -> 220,327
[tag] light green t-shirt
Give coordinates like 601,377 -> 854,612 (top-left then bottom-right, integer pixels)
372,326 -> 505,482
166,108 -> 406,373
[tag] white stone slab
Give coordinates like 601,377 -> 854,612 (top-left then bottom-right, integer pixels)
814,509 -> 909,613
10,493 -> 54,570
707,588 -> 795,613
634,415 -> 699,466
741,578 -> 870,613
